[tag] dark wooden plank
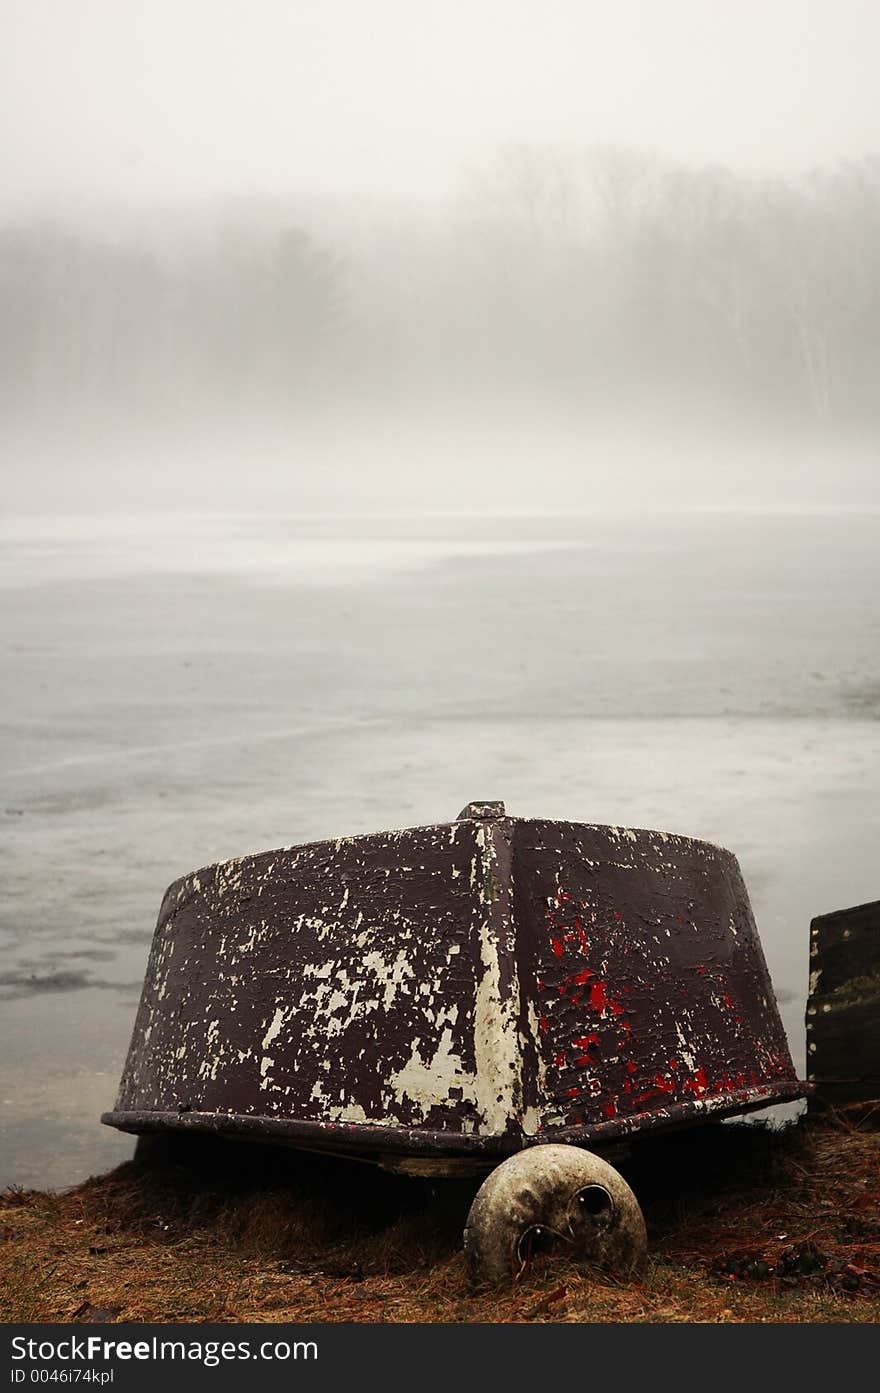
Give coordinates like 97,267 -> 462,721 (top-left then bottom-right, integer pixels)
807,899 -> 880,1107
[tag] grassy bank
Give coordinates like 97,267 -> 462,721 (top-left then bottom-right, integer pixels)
2,1114 -> 878,1324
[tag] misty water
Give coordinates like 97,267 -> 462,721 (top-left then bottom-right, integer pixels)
2,506 -> 879,1189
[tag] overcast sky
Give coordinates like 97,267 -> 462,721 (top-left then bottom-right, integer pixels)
2,0 -> 879,214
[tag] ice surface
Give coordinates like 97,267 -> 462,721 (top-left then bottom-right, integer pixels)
2,508 -> 878,1186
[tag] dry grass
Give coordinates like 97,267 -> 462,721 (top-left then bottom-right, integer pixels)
1,1114 -> 878,1324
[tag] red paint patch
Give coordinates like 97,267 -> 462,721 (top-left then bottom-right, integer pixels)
684,1066 -> 709,1098
588,981 -> 624,1016
538,1016 -> 548,1035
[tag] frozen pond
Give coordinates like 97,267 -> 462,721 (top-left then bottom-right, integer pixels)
2,508 -> 879,1187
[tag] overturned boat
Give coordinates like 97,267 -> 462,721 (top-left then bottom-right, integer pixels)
104,800 -> 806,1283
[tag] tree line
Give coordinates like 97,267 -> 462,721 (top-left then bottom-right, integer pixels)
1,146 -> 878,435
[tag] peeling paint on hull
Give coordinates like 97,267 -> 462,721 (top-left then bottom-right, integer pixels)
103,812 -> 807,1157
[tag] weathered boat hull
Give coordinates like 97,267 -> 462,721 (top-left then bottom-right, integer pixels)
103,808 -> 805,1162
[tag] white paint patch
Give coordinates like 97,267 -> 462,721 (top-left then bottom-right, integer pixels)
261,1006 -> 286,1053
360,948 -> 415,1009
333,1101 -> 372,1123
387,1028 -> 467,1113
521,997 -> 547,1136
199,1019 -> 222,1080
470,824 -> 520,1132
674,1019 -> 697,1073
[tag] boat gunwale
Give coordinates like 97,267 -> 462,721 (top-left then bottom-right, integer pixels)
102,1080 -> 810,1156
